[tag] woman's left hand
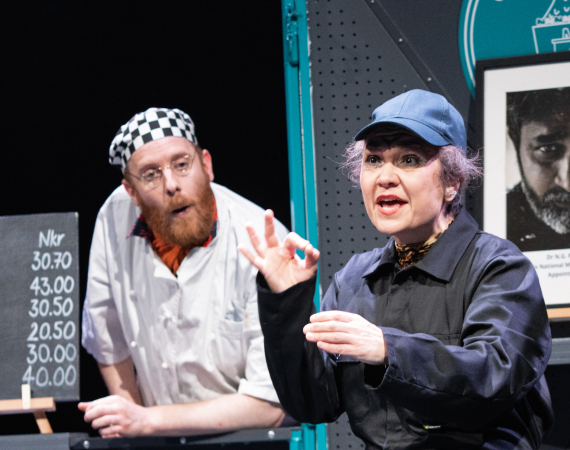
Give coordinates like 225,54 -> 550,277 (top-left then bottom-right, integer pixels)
303,311 -> 387,365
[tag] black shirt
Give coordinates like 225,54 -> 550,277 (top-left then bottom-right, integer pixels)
258,208 -> 553,449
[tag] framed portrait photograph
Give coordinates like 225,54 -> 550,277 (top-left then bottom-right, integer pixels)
476,52 -> 570,309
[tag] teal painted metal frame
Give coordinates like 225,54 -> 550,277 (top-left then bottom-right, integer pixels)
287,426 -> 317,450
281,1 -> 327,449
281,0 -> 317,245
289,428 -> 302,450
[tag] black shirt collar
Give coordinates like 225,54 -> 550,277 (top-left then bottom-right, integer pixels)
362,207 -> 480,282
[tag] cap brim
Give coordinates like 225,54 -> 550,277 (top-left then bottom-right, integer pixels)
354,118 -> 450,146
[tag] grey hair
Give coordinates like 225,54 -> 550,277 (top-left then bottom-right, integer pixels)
340,140 -> 482,215
340,139 -> 365,186
438,145 -> 482,214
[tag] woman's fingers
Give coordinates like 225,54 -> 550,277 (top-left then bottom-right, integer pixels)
306,331 -> 350,345
304,244 -> 320,269
264,210 -> 280,248
282,232 -> 314,257
304,319 -> 360,346
303,319 -> 351,335
239,209 -> 320,292
243,209 -> 319,263
315,337 -> 386,365
237,245 -> 265,271
245,223 -> 266,257
309,310 -> 359,323
316,340 -> 350,355
303,312 -> 387,364
281,233 -> 303,259
303,322 -> 356,344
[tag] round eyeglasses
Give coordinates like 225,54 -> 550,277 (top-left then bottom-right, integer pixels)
126,153 -> 195,190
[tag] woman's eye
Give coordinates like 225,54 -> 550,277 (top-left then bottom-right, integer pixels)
401,155 -> 420,166
365,155 -> 382,166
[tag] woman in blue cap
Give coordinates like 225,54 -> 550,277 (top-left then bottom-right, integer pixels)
239,90 -> 553,449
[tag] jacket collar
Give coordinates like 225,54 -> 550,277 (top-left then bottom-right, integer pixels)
361,239 -> 397,278
362,207 -> 480,282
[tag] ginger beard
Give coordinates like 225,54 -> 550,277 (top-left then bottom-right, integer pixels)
134,176 -> 216,249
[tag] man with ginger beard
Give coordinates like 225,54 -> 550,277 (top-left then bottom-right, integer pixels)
507,87 -> 570,251
79,108 -> 289,437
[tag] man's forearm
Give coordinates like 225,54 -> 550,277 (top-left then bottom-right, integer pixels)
146,393 -> 285,436
98,358 -> 143,405
86,358 -> 284,437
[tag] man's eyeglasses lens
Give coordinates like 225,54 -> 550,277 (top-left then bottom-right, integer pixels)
131,154 -> 194,189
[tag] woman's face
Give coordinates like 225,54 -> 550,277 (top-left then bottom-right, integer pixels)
360,130 -> 452,245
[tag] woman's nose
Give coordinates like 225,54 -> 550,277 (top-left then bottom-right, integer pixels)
377,163 -> 399,187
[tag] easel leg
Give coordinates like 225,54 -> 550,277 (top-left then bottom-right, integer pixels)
33,410 -> 53,434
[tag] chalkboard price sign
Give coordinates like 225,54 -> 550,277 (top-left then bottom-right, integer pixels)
0,213 -> 80,401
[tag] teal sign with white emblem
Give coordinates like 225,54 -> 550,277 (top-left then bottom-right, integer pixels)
459,0 -> 570,95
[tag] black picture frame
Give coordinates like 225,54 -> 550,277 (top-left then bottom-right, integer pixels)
476,51 -> 570,308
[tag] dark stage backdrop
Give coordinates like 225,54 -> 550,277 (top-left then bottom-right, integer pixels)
0,1 -> 290,435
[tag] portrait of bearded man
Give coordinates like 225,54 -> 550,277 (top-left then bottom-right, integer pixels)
506,86 -> 570,252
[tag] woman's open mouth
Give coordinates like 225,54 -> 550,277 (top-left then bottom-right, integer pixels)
376,195 -> 406,215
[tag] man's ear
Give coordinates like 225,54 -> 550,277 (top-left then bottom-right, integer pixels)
122,178 -> 140,207
201,149 -> 215,182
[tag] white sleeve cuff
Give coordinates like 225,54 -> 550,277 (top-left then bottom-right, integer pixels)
237,378 -> 280,404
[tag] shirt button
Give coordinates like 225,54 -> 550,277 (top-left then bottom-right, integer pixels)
130,341 -> 137,348
162,362 -> 168,369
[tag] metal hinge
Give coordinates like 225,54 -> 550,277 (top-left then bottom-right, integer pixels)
285,3 -> 299,67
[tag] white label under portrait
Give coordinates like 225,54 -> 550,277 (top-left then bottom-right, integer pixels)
525,249 -> 570,307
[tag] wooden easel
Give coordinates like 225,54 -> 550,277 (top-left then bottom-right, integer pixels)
0,385 -> 55,433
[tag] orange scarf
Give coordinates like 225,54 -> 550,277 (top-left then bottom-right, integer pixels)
150,234 -> 190,276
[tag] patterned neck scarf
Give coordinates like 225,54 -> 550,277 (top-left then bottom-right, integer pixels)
395,218 -> 454,269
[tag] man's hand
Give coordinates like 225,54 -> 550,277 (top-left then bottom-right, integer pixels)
78,395 -> 154,437
304,311 -> 388,365
238,209 -> 319,293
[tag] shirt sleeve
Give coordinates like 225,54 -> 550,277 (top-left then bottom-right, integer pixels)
235,207 -> 292,403
81,209 -> 131,365
365,245 -> 552,430
257,273 -> 344,423
237,278 -> 281,403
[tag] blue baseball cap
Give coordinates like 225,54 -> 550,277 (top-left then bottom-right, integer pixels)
354,89 -> 467,152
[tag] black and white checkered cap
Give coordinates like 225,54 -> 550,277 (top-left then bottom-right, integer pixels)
109,107 -> 198,171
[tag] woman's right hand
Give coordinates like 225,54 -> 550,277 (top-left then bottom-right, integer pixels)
238,209 -> 319,293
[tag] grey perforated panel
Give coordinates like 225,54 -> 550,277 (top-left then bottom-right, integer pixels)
307,0 -> 430,446
309,0 -> 429,291
327,417 -> 366,450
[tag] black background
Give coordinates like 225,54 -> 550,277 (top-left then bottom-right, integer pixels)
0,1 -> 290,435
